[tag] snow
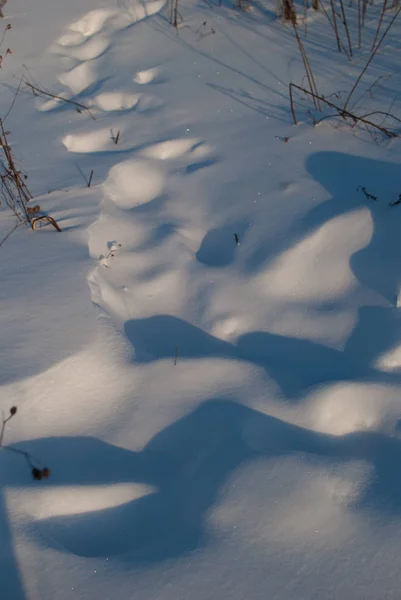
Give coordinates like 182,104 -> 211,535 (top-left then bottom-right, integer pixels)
2,0 -> 401,597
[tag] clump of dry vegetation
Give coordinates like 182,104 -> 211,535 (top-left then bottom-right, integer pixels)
286,0 -> 401,140
0,407 -> 51,481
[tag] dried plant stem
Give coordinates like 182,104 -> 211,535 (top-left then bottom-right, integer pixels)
25,81 -> 96,119
282,0 -> 296,21
0,416 -> 9,446
339,0 -> 353,57
0,408 -> 16,447
344,5 -> 401,110
0,121 -> 61,231
88,169 -> 94,188
362,0 -> 368,25
289,82 -> 399,137
0,407 -> 50,479
319,0 -> 349,55
0,23 -> 11,49
292,22 -> 321,110
31,216 -> 62,232
173,0 -> 179,26
0,119 -> 32,223
3,75 -> 23,124
371,0 -> 388,50
358,0 -> 362,47
330,0 -> 342,52
289,82 -> 297,124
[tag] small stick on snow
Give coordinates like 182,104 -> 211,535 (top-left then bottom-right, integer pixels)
234,233 -> 240,246
390,194 -> 401,207
174,346 -> 178,366
25,81 -> 96,120
88,169 -> 94,188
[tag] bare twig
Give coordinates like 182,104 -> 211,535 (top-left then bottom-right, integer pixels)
371,0 -> 388,51
31,216 -> 62,232
3,74 -> 23,124
330,0 -> 342,52
319,0 -> 349,55
362,0 -> 368,26
0,23 -> 11,49
24,81 -> 96,119
88,169 -> 94,188
173,0 -> 179,26
357,185 -> 378,200
357,109 -> 401,124
390,194 -> 401,207
0,406 -> 16,447
303,0 -> 308,37
0,406 -> 51,480
0,122 -> 61,230
292,21 -> 321,110
339,0 -> 353,57
344,6 -> 401,110
289,82 -> 297,124
0,119 -> 32,223
290,82 -> 399,137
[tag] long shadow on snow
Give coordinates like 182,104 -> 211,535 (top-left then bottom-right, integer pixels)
0,490 -> 26,600
307,152 -> 401,305
247,152 -> 401,302
124,315 -> 401,399
6,399 -> 401,562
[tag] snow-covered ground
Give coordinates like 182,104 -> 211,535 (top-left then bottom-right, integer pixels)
2,0 -> 401,597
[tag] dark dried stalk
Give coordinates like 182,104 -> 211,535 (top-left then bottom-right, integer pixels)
0,119 -> 32,223
88,169 -> 94,188
362,0 -> 368,25
32,216 -> 62,232
330,0 -> 342,52
339,0 -> 353,57
0,120 -> 61,232
289,82 -> 399,137
303,0 -> 308,36
371,0 -> 388,50
173,0 -> 179,26
282,0 -> 296,21
0,23 -> 11,49
319,0 -> 349,55
344,5 -> 401,110
289,82 -> 297,123
292,21 -> 321,110
25,81 -> 96,119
